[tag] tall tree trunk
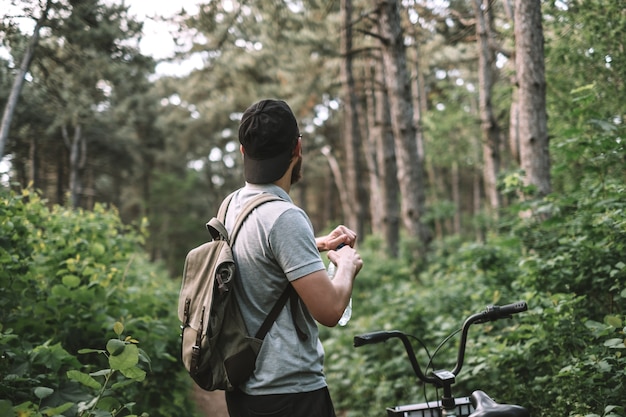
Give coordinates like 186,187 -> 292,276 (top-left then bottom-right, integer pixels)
364,61 -> 384,236
508,88 -> 520,164
472,0 -> 502,212
56,147 -> 65,205
409,26 -> 426,167
367,52 -> 400,257
29,136 -> 38,189
62,124 -> 86,208
0,1 -> 51,160
452,161 -> 461,234
339,0 -> 366,238
409,26 -> 430,238
376,0 -> 431,249
321,146 -> 351,224
472,135 -> 486,242
515,0 -> 551,197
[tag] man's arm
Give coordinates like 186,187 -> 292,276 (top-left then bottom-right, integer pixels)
292,245 -> 362,327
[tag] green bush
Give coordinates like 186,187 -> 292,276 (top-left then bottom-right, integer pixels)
0,188 -> 199,416
323,180 -> 625,417
1,322 -> 150,417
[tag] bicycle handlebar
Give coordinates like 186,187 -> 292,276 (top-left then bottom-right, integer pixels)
354,330 -> 437,383
472,301 -> 528,323
353,302 -> 528,386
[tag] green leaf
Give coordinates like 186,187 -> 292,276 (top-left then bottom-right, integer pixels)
50,284 -> 71,298
66,370 -> 102,390
78,348 -> 105,354
603,338 -> 626,348
91,242 -> 106,256
42,402 -> 73,416
605,315 -> 623,329
96,396 -> 121,412
109,343 -> 139,370
62,275 -> 81,288
34,386 -> 54,399
113,321 -> 124,336
90,369 -> 112,377
106,339 -> 126,356
120,366 -> 146,382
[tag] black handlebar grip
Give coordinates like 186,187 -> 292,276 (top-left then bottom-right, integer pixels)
499,301 -> 528,316
480,301 -> 528,322
353,331 -> 396,347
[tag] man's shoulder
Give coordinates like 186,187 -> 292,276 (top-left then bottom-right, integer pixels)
255,198 -> 305,226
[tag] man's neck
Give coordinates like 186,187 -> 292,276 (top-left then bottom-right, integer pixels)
273,176 -> 291,194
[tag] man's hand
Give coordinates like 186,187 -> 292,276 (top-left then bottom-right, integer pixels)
317,225 -> 357,252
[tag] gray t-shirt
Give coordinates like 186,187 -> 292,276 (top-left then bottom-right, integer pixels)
224,183 -> 327,395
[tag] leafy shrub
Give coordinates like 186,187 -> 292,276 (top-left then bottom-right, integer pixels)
0,188 -> 199,416
323,180 -> 625,417
1,322 -> 150,417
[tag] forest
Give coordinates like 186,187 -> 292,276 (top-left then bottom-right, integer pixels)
1,0 -> 624,416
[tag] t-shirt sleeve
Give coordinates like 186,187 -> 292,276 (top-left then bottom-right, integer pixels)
269,207 -> 326,282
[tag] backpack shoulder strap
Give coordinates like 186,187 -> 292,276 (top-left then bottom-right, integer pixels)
216,191 -> 237,222
205,191 -> 237,241
255,286 -> 308,342
255,286 -> 292,339
229,193 -> 283,245
206,192 -> 281,243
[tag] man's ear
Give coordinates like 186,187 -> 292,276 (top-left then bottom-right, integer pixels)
240,144 -> 245,155
293,138 -> 302,157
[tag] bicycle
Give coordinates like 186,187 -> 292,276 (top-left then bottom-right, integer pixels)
354,301 -> 530,417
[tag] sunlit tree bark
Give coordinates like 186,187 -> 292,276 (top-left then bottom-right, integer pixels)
375,0 -> 431,249
0,0 -> 51,160
366,51 -> 400,257
472,0 -> 502,211
515,0 -> 551,197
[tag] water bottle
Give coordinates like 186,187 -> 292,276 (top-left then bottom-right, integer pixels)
327,247 -> 352,326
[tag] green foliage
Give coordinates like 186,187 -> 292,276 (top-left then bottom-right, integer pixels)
0,188 -> 199,417
323,179 -> 625,416
2,322 -> 150,417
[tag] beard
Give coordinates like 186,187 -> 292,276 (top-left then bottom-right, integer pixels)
290,156 -> 303,185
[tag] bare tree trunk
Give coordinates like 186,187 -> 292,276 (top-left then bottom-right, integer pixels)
452,161 -> 461,235
368,52 -> 400,257
503,0 -> 515,21
409,26 -> 431,238
509,88 -> 520,164
364,61 -> 384,236
29,136 -> 38,189
376,0 -> 431,249
515,0 -> 551,197
0,2 -> 51,159
62,124 -> 86,208
339,0 -> 366,237
472,0 -> 502,212
472,135 -> 486,242
409,36 -> 426,167
56,147 -> 65,205
321,146 -> 350,221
